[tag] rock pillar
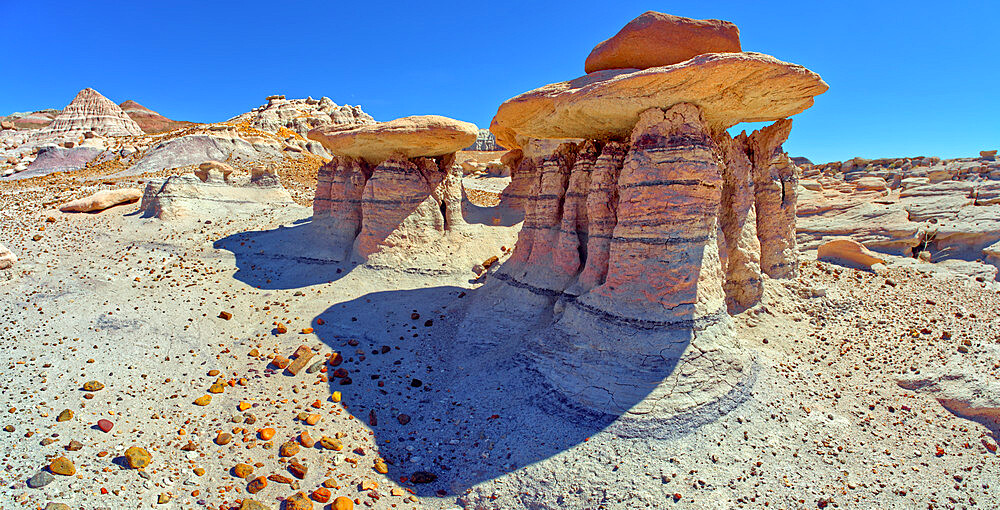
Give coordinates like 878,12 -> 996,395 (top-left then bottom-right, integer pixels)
584,104 -> 725,322
715,131 -> 763,311
749,119 -> 798,279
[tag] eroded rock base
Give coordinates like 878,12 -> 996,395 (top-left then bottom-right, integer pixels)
313,153 -> 515,273
470,103 -> 800,424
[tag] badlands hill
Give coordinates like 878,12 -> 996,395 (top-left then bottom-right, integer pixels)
119,100 -> 195,133
1,10 -> 998,510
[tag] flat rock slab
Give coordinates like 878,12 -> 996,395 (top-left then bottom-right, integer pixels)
491,52 -> 827,149
60,189 -> 142,213
585,11 -> 741,74
818,237 -> 886,269
308,115 -> 478,164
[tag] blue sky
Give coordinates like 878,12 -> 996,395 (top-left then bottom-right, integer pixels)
1,1 -> 996,163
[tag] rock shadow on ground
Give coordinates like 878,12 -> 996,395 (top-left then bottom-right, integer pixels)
308,281 -> 724,500
213,220 -> 352,289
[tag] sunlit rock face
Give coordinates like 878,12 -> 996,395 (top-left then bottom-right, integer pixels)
474,10 -> 825,425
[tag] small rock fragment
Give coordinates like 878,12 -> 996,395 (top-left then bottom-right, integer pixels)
82,381 -> 104,391
28,471 -> 54,488
246,476 -> 268,494
124,446 -> 152,469
49,457 -> 75,476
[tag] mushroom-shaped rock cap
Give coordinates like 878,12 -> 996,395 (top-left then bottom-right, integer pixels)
308,115 -> 478,165
585,11 -> 741,74
491,52 -> 828,150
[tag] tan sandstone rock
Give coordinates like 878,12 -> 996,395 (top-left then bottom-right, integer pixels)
855,176 -> 889,192
818,238 -> 886,269
196,160 -> 235,182
0,244 -> 15,270
584,11 -> 741,74
140,171 -> 294,220
59,189 -> 143,213
749,119 -> 799,279
491,52 -> 827,150
308,115 -> 478,164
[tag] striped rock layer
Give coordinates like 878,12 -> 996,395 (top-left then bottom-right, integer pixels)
313,153 -> 465,260
41,88 -> 143,139
497,103 -> 797,319
488,103 -> 799,419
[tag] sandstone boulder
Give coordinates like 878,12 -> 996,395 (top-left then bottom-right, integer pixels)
59,189 -> 143,213
309,115 -> 479,164
982,150 -> 997,160
584,11 -> 741,74
855,176 -> 888,192
491,52 -> 827,149
818,238 -> 886,269
0,244 -> 15,270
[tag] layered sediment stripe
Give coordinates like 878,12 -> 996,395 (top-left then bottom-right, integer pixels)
315,156 -> 370,250
356,157 -> 443,257
561,141 -> 626,296
501,143 -> 577,286
589,104 -> 725,318
313,162 -> 334,217
553,141 -> 599,282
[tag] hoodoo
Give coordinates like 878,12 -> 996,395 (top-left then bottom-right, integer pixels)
308,115 -> 480,262
478,11 -> 827,424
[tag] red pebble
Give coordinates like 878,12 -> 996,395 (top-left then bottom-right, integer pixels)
97,419 -> 113,432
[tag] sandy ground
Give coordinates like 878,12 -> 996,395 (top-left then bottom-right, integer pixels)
2,174 -> 999,509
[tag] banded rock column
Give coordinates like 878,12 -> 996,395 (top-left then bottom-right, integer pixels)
482,10 -> 827,420
308,115 -> 478,262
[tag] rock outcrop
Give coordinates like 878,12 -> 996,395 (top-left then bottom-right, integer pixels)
0,244 -> 15,270
59,189 -> 142,213
585,11 -> 741,74
309,115 -> 479,263
796,152 -> 1000,276
140,163 -> 294,220
39,88 -> 143,139
1,109 -> 60,129
467,11 -> 826,425
119,100 -> 192,133
228,96 -> 374,137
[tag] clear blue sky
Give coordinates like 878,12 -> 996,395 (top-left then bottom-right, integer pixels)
1,1 -> 996,163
